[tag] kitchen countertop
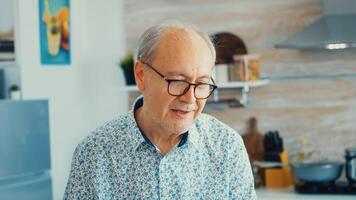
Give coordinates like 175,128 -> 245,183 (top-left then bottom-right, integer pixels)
256,187 -> 355,200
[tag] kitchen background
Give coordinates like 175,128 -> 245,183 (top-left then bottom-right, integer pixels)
123,0 -> 356,161
1,0 -> 356,199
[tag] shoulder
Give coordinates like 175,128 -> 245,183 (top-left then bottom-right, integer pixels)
196,113 -> 241,139
75,112 -> 134,156
195,113 -> 244,148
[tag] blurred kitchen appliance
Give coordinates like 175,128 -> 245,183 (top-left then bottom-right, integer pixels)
291,162 -> 344,183
0,69 -> 4,99
295,181 -> 356,194
0,100 -> 52,199
345,147 -> 356,183
0,37 -> 15,61
0,40 -> 14,52
275,0 -> 356,50
292,147 -> 356,194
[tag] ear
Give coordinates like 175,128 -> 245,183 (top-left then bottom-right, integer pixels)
134,61 -> 145,92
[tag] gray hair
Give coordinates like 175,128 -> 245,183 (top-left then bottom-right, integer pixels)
135,21 -> 216,65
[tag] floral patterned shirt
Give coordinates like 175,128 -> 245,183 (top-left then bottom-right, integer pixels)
64,97 -> 256,200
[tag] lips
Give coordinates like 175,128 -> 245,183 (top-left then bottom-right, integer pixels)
171,109 -> 192,117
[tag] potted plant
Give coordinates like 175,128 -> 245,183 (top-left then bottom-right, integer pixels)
120,53 -> 136,85
9,84 -> 21,100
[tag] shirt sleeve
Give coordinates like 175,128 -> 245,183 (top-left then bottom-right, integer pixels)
63,144 -> 96,200
228,132 -> 257,200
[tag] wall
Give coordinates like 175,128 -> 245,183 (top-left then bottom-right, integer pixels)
0,0 -> 14,32
123,0 -> 356,162
16,0 -> 127,199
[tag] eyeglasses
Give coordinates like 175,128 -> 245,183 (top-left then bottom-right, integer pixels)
140,61 -> 217,99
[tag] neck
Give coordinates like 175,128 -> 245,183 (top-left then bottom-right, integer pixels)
135,106 -> 182,154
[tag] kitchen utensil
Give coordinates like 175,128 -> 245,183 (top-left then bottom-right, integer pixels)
233,54 -> 260,81
211,32 -> 247,64
290,161 -> 343,183
242,117 -> 264,161
264,131 -> 284,162
345,147 -> 356,183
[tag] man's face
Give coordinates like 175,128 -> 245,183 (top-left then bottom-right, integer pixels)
138,29 -> 214,135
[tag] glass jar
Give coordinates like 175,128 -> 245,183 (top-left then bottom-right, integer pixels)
232,54 -> 260,81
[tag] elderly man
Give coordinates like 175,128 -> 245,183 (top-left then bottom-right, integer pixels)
64,22 -> 256,199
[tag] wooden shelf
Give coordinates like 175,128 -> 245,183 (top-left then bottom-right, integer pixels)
115,79 -> 270,106
211,79 -> 270,106
217,79 -> 270,89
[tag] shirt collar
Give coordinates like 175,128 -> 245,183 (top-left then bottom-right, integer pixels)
186,121 -> 202,149
126,96 -> 146,151
128,95 -> 202,151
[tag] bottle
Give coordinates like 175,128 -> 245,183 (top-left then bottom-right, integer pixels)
345,148 -> 356,183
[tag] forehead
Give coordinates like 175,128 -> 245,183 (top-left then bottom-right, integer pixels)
151,28 -> 214,78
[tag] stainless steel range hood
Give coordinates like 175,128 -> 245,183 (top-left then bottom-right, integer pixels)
275,0 -> 356,50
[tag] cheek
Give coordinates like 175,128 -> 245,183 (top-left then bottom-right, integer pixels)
194,100 -> 206,117
145,86 -> 175,113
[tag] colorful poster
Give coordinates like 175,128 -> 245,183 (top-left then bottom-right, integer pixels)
39,0 -> 70,65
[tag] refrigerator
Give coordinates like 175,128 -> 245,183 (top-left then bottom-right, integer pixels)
0,99 -> 52,200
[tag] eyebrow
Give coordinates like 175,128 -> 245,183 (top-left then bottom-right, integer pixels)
165,71 -> 211,80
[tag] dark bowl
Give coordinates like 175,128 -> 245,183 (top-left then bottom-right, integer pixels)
290,161 -> 344,183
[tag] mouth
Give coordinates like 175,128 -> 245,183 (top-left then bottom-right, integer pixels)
170,109 -> 193,117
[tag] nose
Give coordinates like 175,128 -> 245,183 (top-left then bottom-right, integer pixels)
179,85 -> 196,103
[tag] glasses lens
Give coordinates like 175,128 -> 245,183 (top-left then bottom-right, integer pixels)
195,84 -> 213,99
169,80 -> 190,95
168,80 -> 215,99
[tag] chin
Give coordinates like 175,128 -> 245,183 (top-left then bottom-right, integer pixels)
169,122 -> 194,134
160,110 -> 199,133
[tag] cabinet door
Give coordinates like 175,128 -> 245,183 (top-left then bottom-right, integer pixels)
0,172 -> 52,200
0,100 -> 51,178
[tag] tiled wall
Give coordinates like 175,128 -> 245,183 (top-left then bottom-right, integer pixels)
123,0 -> 356,162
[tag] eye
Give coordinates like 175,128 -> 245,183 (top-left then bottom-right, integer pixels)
196,80 -> 210,85
196,76 -> 212,83
171,80 -> 189,86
